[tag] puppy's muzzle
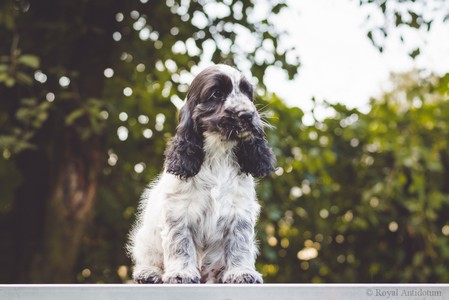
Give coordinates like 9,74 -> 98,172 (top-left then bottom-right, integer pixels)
224,109 -> 256,139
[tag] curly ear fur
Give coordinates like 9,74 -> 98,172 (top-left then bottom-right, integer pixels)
235,129 -> 276,178
165,104 -> 204,179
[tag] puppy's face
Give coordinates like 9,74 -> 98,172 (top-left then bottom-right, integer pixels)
187,65 -> 261,141
166,64 -> 276,178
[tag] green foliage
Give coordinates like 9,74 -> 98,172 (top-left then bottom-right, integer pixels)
0,0 -> 298,283
1,0 -> 449,284
76,71 -> 449,284
0,41 -> 45,153
256,72 -> 449,283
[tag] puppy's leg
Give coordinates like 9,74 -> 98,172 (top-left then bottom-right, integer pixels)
222,218 -> 263,284
129,222 -> 164,284
161,211 -> 200,284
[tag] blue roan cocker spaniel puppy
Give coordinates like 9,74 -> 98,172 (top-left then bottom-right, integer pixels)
127,64 -> 276,284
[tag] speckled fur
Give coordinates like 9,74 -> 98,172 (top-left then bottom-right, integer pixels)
127,65 -> 275,284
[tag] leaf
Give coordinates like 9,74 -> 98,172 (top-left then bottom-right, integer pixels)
412,253 -> 424,267
15,107 -> 32,122
32,111 -> 48,128
16,71 -> 34,85
409,48 -> 420,59
65,109 -> 85,126
272,3 -> 287,14
395,12 -> 402,26
409,11 -> 420,29
20,98 -> 37,106
0,72 -> 8,82
18,55 -> 40,69
367,31 -> 373,43
380,1 -> 386,13
5,77 -> 15,87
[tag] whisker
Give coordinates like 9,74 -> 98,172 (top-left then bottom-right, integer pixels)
255,103 -> 269,112
227,129 -> 233,140
257,110 -> 276,130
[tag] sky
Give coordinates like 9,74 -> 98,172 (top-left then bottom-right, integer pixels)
263,0 -> 449,114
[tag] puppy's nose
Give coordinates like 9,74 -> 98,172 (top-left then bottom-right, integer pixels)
238,111 -> 254,122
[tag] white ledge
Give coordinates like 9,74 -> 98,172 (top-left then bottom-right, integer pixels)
1,284 -> 448,300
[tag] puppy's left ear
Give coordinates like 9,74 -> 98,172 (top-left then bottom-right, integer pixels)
235,129 -> 276,178
164,103 -> 204,179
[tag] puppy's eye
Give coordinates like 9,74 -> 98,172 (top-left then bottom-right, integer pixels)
210,90 -> 223,100
239,79 -> 253,101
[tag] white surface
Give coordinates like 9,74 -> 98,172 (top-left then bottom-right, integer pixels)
1,284 -> 448,300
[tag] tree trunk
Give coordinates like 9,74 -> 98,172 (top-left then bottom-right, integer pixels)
12,0 -> 119,283
29,134 -> 100,283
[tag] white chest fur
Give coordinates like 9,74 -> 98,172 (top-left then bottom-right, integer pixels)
163,134 -> 258,248
130,133 -> 262,283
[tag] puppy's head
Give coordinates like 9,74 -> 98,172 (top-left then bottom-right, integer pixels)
186,64 -> 261,141
165,64 -> 276,179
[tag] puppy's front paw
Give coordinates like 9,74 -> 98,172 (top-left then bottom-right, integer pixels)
223,269 -> 263,284
163,269 -> 201,284
134,274 -> 163,284
133,267 -> 163,284
165,275 -> 200,284
136,275 -> 163,284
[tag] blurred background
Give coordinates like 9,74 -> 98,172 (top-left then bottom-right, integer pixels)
0,0 -> 448,283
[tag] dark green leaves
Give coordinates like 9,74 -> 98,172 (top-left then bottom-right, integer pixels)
257,71 -> 449,283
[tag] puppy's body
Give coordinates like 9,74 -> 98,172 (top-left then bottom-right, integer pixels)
128,64 -> 275,284
131,134 -> 260,283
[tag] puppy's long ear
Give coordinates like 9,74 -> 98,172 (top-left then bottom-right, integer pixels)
165,103 -> 204,179
235,128 -> 276,178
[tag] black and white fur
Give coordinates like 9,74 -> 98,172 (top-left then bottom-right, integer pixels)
127,64 -> 276,284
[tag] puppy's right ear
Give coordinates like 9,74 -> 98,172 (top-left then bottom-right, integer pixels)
164,103 -> 204,179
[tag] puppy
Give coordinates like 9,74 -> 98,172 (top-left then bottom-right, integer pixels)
127,64 -> 275,284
